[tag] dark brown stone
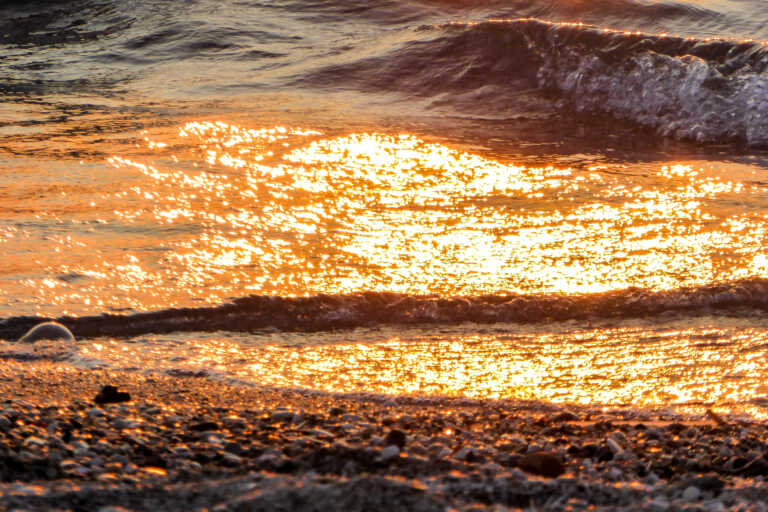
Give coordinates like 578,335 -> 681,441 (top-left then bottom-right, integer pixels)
93,385 -> 131,405
551,412 -> 579,422
384,429 -> 407,449
518,452 -> 565,478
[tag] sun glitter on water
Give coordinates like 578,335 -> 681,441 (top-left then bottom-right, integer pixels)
72,317 -> 768,420
108,121 -> 768,297
3,120 -> 767,315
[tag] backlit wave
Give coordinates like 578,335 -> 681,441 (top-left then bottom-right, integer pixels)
305,18 -> 768,145
3,278 -> 768,340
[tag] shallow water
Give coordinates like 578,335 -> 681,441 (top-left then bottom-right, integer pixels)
6,314 -> 768,420
3,0 -> 768,418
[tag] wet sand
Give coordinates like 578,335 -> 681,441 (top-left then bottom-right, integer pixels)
2,361 -> 768,511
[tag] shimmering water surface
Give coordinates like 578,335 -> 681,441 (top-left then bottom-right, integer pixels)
4,120 -> 768,315
3,0 -> 768,418
9,315 -> 768,419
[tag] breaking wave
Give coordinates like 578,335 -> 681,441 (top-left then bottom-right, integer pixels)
2,278 -> 768,340
306,19 -> 768,146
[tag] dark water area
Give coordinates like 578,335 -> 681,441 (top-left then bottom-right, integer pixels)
3,0 -> 768,145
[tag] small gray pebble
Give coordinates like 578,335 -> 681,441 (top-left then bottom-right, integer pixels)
380,445 -> 400,462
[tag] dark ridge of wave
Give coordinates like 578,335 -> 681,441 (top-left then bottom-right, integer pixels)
0,1 -> 131,48
306,18 -> 768,146
2,278 -> 768,341
422,0 -> 726,38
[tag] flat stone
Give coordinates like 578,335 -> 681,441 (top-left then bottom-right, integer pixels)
271,411 -> 294,422
190,421 -> 219,432
684,474 -> 725,494
518,452 -> 565,478
551,411 -> 579,422
223,416 -> 246,428
221,452 -> 243,466
94,386 -> 131,405
23,436 -> 47,448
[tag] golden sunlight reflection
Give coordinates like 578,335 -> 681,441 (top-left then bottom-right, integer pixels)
74,317 -> 768,420
3,120 -> 768,315
266,322 -> 768,421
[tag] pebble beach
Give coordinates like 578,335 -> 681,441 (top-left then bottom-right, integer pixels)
6,1 -> 768,510
1,361 -> 768,511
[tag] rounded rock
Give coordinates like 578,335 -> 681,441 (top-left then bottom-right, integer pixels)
682,485 -> 701,501
551,411 -> 579,422
518,452 -> 565,478
384,429 -> 407,449
380,445 -> 400,462
18,322 -> 75,343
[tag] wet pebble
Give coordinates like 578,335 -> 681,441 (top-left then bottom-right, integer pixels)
682,485 -> 701,501
380,445 -> 400,462
93,385 -> 131,405
271,411 -> 294,422
552,411 -> 579,422
518,452 -> 565,478
384,429 -> 407,449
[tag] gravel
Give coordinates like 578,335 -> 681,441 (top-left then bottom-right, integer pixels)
0,364 -> 767,510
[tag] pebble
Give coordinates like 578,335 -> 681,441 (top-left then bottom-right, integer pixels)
607,436 -> 624,456
518,452 -> 565,478
650,496 -> 669,511
718,444 -> 734,457
190,421 -> 219,431
551,411 -> 579,422
685,475 -> 725,493
500,436 -> 527,453
23,436 -> 47,448
645,428 -> 665,440
271,411 -> 294,422
112,418 -> 138,429
0,396 -> 765,511
341,413 -> 363,423
93,385 -> 131,405
682,485 -> 701,501
454,447 -> 474,461
223,415 -> 246,428
384,429 -> 407,449
380,445 -> 400,462
221,452 -> 243,466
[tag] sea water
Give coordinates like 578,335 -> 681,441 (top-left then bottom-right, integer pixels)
2,0 -> 768,418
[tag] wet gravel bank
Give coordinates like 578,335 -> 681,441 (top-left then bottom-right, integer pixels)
1,364 -> 768,511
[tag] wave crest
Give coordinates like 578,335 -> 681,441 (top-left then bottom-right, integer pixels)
2,278 -> 768,339
308,18 -> 768,146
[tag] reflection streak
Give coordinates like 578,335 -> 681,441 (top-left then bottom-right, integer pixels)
2,121 -> 768,314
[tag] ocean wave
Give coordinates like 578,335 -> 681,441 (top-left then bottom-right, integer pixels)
2,278 -> 768,340
306,18 -> 768,146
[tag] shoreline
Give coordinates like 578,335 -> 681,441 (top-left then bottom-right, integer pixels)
1,365 -> 768,510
